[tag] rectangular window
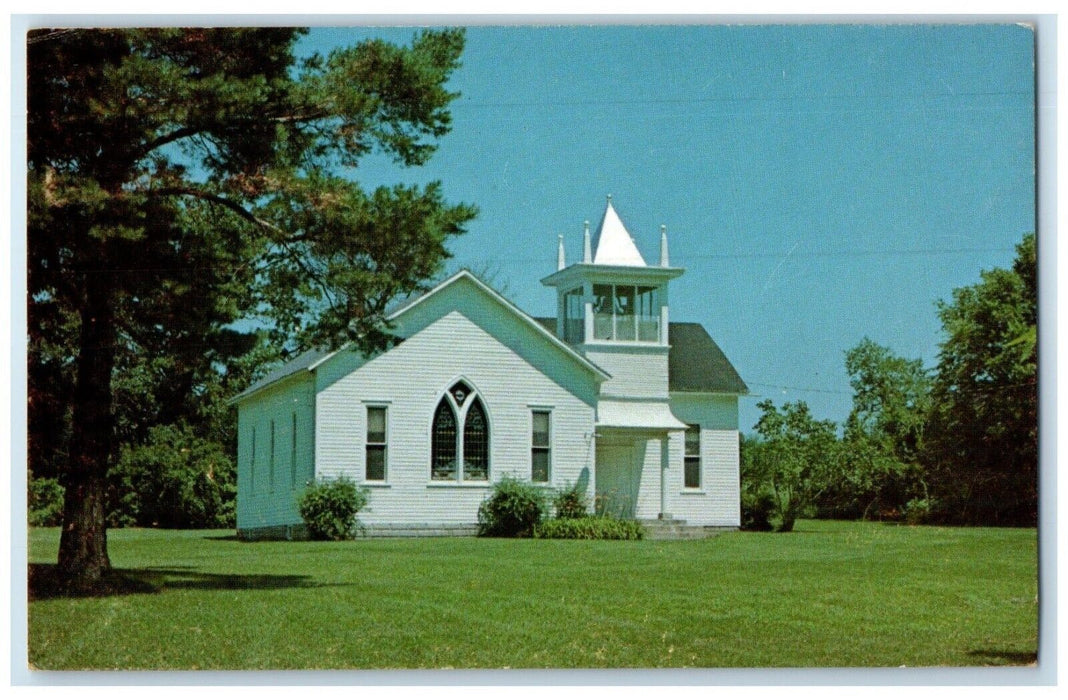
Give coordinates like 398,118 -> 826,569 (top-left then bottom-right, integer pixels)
564,287 -> 584,343
593,284 -> 613,340
366,406 -> 387,481
269,420 -> 276,492
637,286 -> 660,341
591,284 -> 660,342
290,412 -> 298,488
531,410 -> 551,483
684,425 -> 701,489
250,426 -> 256,494
614,285 -> 636,341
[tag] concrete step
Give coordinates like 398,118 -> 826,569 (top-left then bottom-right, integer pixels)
639,519 -> 718,540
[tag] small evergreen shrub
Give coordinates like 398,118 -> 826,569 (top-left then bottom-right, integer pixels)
533,516 -> 645,540
477,476 -> 547,537
29,474 -> 65,527
297,477 -> 368,541
553,482 -> 589,519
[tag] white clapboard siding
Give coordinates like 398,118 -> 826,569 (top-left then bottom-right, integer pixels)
582,345 -> 670,399
236,373 -> 316,530
314,308 -> 599,526
667,393 -> 742,526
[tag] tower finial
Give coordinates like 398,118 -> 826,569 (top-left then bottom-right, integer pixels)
659,224 -> 669,267
606,193 -> 613,204
583,220 -> 592,263
557,234 -> 566,271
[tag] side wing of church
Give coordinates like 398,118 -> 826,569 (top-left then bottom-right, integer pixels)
232,199 -> 748,538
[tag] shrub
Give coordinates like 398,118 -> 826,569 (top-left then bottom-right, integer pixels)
553,482 -> 589,519
29,474 -> 65,527
740,487 -> 776,532
109,423 -> 236,528
903,497 -> 936,525
297,477 -> 368,541
477,476 -> 547,537
533,516 -> 644,540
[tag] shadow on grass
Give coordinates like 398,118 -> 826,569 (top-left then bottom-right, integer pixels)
29,563 -> 325,601
201,534 -> 241,541
966,649 -> 1038,666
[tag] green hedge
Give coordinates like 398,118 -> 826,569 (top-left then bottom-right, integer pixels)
533,516 -> 644,540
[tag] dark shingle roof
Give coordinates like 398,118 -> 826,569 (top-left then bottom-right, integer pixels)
533,317 -> 747,394
231,346 -> 337,402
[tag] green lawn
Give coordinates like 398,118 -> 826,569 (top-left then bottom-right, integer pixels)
27,520 -> 1037,670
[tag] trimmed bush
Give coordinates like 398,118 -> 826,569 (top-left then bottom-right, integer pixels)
29,474 -> 65,527
297,477 -> 368,541
477,476 -> 547,537
534,516 -> 644,540
553,482 -> 589,519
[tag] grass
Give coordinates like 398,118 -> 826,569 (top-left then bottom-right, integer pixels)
27,520 -> 1037,670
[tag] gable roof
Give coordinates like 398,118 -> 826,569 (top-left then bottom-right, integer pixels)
232,271 -> 611,403
388,270 -> 610,380
230,346 -> 337,403
532,317 -> 748,395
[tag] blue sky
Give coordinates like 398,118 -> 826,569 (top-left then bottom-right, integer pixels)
297,24 -> 1035,433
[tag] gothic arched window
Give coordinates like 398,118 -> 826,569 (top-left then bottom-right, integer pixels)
430,380 -> 490,482
431,400 -> 457,480
463,398 -> 489,480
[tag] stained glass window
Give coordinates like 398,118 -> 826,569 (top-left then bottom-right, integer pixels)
463,399 -> 489,481
431,400 -> 457,480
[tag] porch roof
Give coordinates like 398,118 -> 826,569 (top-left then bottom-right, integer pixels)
596,400 -> 688,430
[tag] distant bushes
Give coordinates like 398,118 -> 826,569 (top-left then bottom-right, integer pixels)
534,516 -> 644,540
109,423 -> 236,528
29,474 -> 65,527
297,477 -> 368,541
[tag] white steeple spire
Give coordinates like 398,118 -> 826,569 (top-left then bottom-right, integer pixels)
557,235 -> 566,271
590,196 -> 646,267
659,224 -> 669,267
582,221 -> 592,263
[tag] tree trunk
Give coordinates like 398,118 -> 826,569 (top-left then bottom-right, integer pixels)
57,275 -> 115,591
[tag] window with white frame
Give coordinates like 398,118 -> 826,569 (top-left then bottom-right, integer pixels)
366,406 -> 387,481
563,287 -> 584,343
592,283 -> 660,342
531,410 -> 551,483
684,425 -> 701,489
431,380 -> 489,482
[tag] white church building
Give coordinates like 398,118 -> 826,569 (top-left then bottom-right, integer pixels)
233,198 -> 747,538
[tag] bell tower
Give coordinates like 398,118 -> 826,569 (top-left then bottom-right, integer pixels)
541,197 -> 684,400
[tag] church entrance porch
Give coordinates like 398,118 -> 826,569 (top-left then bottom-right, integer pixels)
594,441 -> 640,518
593,427 -> 676,521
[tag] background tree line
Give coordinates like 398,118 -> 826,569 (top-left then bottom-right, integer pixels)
741,232 -> 1038,530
